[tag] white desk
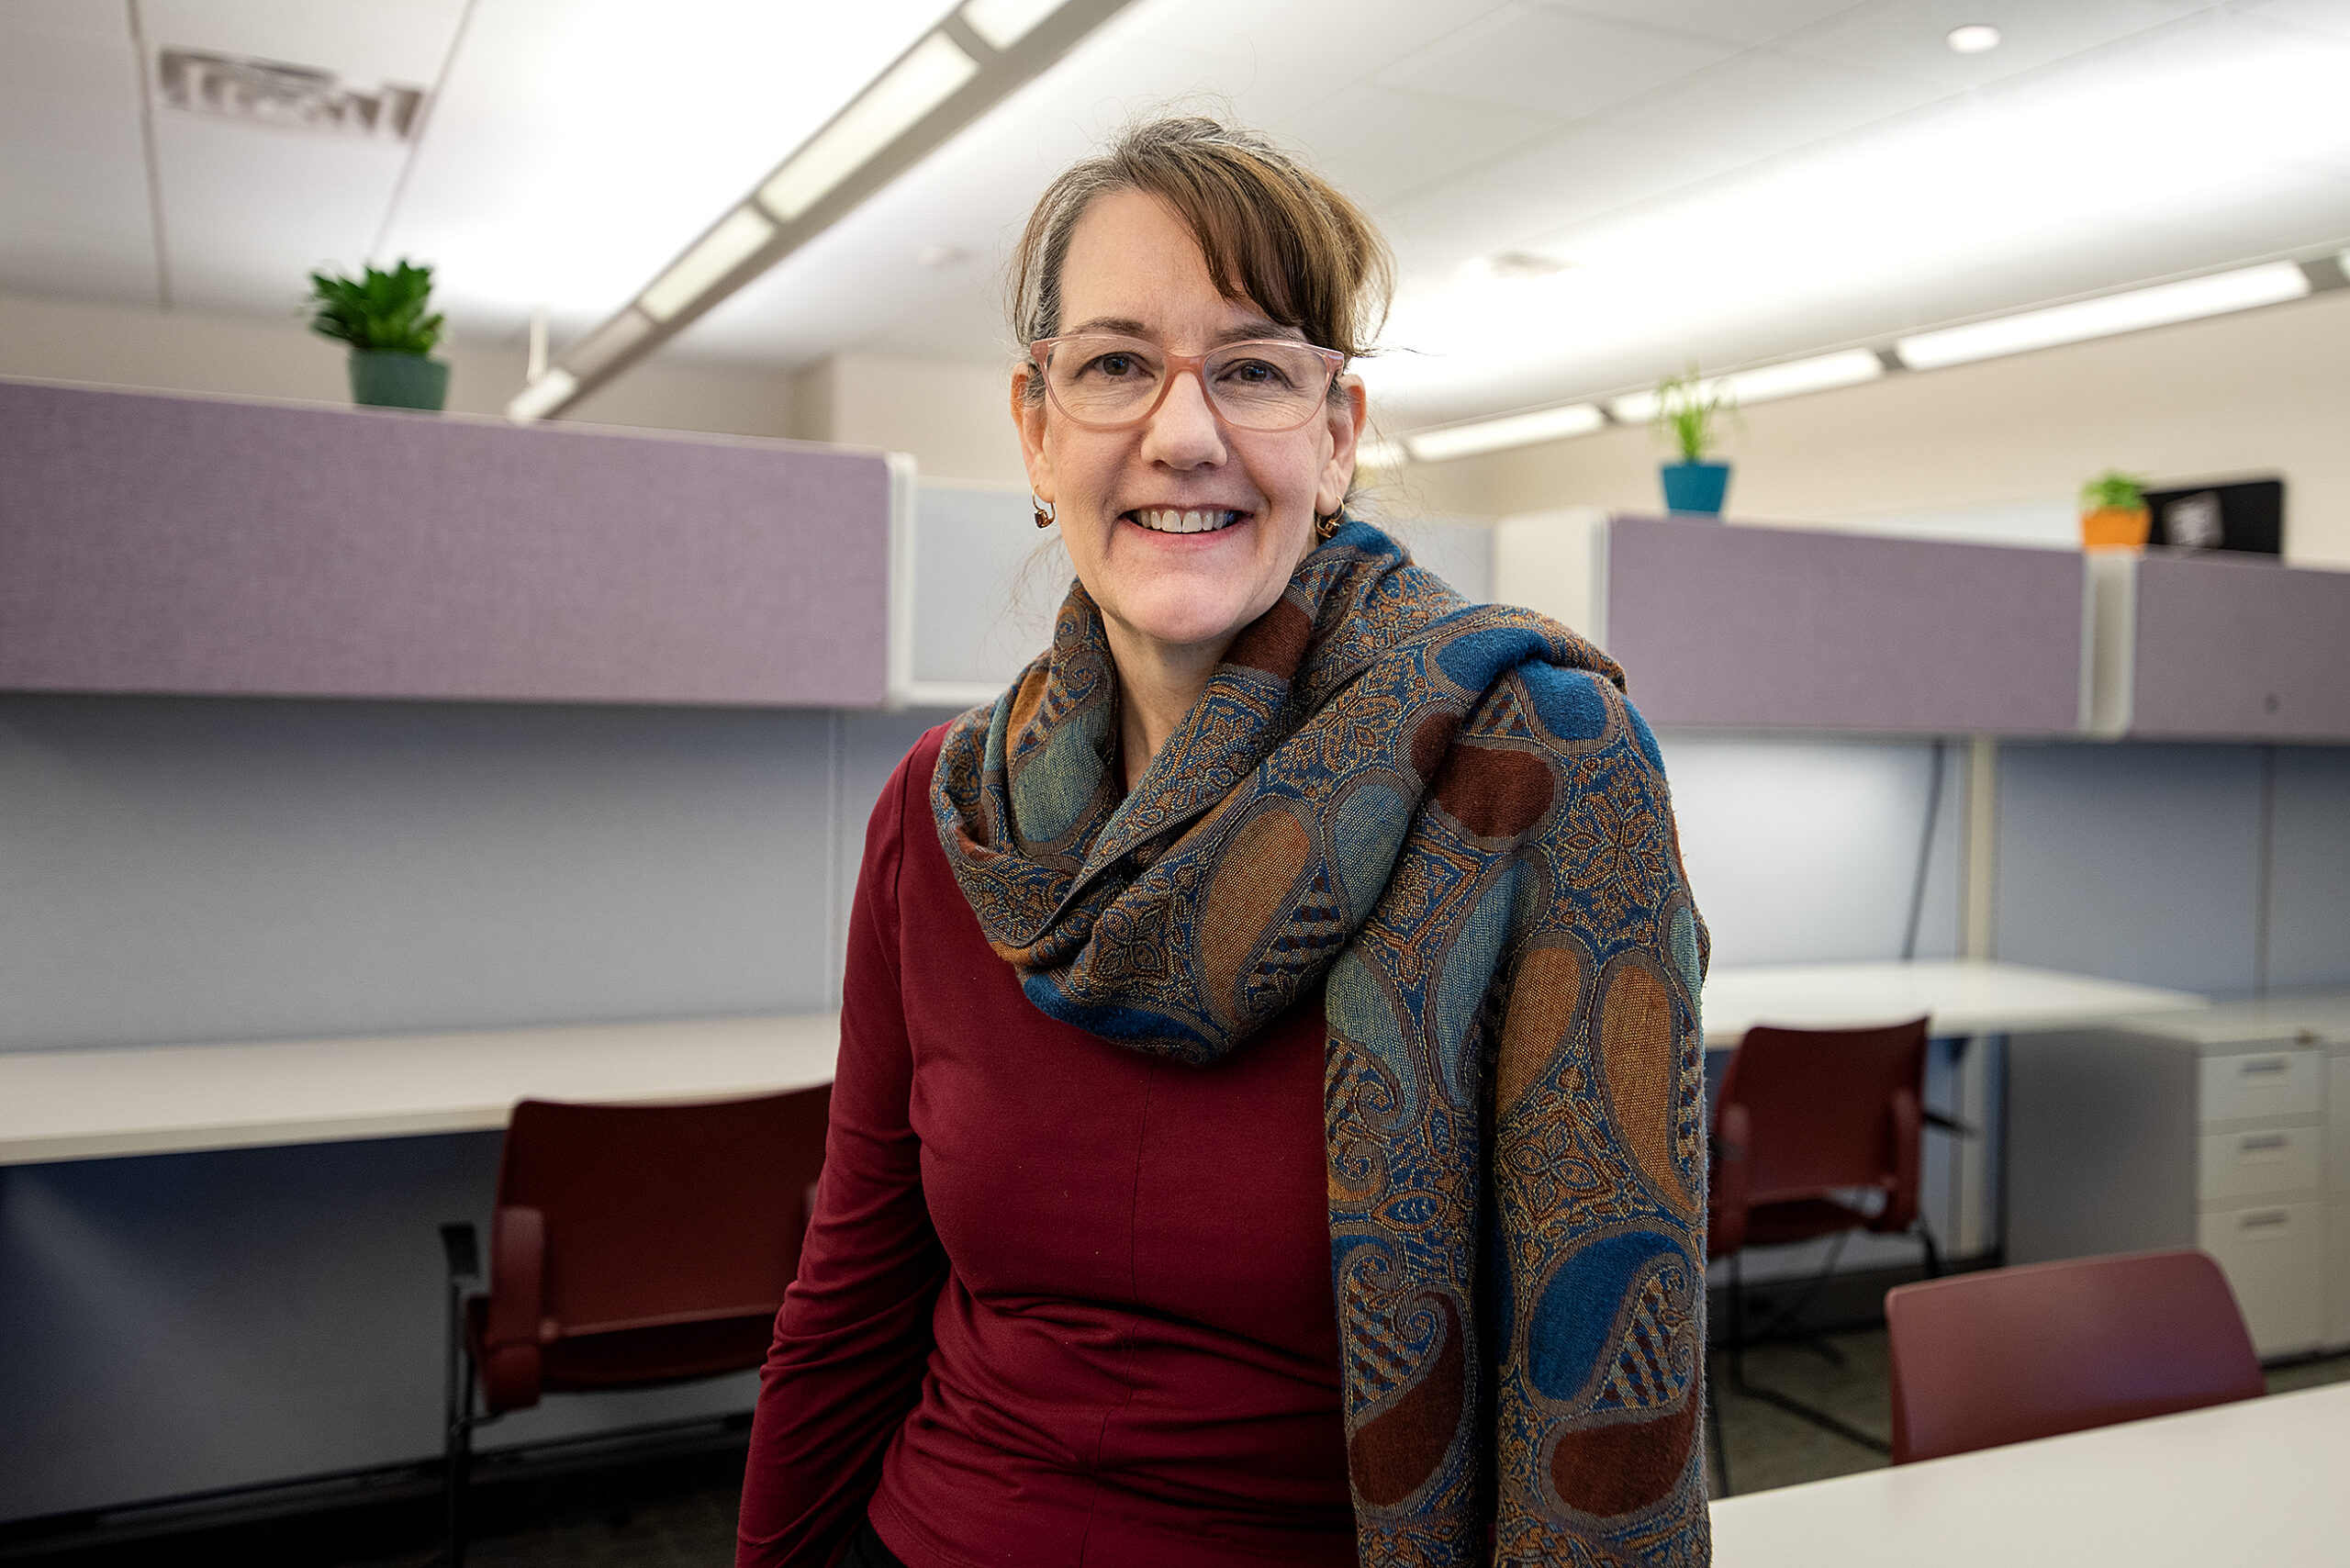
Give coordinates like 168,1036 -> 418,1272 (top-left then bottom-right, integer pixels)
1709,1381 -> 2350,1566
1699,959 -> 2200,1047
0,961 -> 2202,1169
0,1013 -> 840,1167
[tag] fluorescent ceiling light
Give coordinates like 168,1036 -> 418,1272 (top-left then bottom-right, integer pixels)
759,33 -> 978,221
1896,262 -> 2310,369
565,308 -> 655,379
508,368 -> 580,422
639,206 -> 777,322
960,0 -> 1073,50
1405,403 -> 1606,463
1609,349 -> 1882,423
1356,437 -> 1410,469
1946,24 -> 2001,54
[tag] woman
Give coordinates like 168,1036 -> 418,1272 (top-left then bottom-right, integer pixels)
738,118 -> 1709,1568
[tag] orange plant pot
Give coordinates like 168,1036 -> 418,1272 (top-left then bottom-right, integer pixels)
2081,505 -> 2150,551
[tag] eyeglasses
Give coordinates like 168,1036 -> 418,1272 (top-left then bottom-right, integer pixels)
1029,333 -> 1347,432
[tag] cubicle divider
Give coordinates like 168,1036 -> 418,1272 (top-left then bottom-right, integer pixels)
0,378 -> 899,707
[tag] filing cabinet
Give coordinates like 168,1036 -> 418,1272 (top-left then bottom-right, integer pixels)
2010,998 -> 2348,1360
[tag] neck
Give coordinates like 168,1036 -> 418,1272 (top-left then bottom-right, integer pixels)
1104,622 -> 1228,792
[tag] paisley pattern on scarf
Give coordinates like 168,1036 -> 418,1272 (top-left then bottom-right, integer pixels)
933,521 -> 1711,1566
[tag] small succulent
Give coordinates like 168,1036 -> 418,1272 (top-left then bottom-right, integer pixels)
2079,470 -> 2149,510
306,260 -> 443,354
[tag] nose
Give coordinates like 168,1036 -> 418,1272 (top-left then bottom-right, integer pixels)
1139,363 -> 1226,470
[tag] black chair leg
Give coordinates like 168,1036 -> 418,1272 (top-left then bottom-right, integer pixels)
1718,1244 -> 1889,1457
1919,1224 -> 1943,1280
439,1223 -> 479,1568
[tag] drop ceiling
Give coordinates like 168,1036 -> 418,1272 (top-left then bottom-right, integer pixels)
5,0 -> 2348,431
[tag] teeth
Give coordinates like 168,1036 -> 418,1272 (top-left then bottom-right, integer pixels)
1132,509 -> 1240,534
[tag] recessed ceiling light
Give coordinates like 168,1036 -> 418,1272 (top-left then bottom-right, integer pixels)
917,243 -> 969,269
1946,24 -> 2001,54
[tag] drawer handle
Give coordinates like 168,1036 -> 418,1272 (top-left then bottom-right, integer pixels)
2238,1135 -> 2289,1154
2240,1210 -> 2290,1230
2237,1058 -> 2289,1076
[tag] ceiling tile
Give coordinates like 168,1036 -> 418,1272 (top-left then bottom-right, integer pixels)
0,10 -> 155,303
138,0 -> 469,89
1278,83 -> 1558,204
2246,0 -> 2350,43
1782,0 -> 2210,89
1573,50 -> 1943,166
1374,3 -> 1736,122
1525,0 -> 1881,49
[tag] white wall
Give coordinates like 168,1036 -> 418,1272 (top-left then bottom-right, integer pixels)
1393,287 -> 2350,570
791,350 -> 1030,486
0,288 -> 797,438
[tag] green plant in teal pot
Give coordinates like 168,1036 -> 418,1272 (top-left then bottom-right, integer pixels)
307,260 -> 450,411
1653,366 -> 1733,516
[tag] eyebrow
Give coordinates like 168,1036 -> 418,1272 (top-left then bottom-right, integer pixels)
1060,315 -> 1304,346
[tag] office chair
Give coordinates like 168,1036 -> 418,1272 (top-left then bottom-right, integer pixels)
437,1085 -> 831,1566
1885,1248 -> 2264,1464
1707,1015 -> 1939,1490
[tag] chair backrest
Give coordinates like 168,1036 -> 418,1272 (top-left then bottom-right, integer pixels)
496,1085 -> 831,1338
1713,1017 -> 1928,1204
1885,1249 -> 2265,1464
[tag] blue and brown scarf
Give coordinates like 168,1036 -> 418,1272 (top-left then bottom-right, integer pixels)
932,520 -> 1710,1565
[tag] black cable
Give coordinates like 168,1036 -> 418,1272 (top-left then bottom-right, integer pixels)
1901,737 -> 1947,961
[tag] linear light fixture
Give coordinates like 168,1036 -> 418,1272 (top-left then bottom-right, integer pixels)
509,0 -> 1138,422
758,34 -> 979,221
959,0 -> 1077,52
1611,347 -> 1885,423
1404,403 -> 1606,464
1355,436 -> 1410,469
1894,262 -> 2311,371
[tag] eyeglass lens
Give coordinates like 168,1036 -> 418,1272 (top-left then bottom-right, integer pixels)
1046,336 -> 1331,430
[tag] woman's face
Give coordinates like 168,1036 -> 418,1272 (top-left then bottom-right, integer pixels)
1013,188 -> 1364,668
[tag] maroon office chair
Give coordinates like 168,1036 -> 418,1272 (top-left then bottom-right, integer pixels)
436,1086 -> 830,1565
1707,1016 -> 1936,1487
1885,1248 -> 2264,1465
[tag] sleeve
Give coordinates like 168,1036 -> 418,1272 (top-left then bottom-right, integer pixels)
736,739 -> 951,1568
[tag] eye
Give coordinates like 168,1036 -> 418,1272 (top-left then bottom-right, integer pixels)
1217,356 -> 1293,389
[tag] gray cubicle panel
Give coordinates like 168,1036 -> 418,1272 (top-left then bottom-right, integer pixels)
1494,510 -> 2088,734
0,378 -> 896,707
2093,550 -> 2350,741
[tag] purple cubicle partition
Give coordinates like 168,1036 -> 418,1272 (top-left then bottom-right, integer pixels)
1606,514 -> 2086,734
2128,552 -> 2350,741
0,380 -> 892,707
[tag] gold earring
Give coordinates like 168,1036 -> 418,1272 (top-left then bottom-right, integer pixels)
1034,497 -> 1056,529
1314,509 -> 1344,541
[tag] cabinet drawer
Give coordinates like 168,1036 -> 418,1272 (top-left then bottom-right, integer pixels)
2199,1126 -> 2322,1204
2330,1054 -> 2350,1194
2199,1048 -> 2322,1125
2198,1200 -> 2324,1359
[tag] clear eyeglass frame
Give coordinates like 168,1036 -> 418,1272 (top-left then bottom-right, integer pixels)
1028,333 -> 1348,432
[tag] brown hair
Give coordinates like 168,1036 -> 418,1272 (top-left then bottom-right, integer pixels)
1008,116 -> 1393,400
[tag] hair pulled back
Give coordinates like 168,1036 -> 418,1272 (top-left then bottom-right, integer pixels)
1008,116 -> 1393,398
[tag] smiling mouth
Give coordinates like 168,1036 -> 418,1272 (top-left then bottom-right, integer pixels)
1125,508 -> 1245,535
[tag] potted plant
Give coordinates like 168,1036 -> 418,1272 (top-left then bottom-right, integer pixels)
2079,470 -> 2151,550
1653,366 -> 1733,516
307,260 -> 449,411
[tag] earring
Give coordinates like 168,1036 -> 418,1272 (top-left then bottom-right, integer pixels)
1034,497 -> 1057,529
1314,509 -> 1345,541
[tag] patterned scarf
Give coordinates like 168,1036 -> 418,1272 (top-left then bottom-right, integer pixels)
932,521 -> 1710,1566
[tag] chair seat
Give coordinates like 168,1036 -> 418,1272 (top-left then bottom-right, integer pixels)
1741,1195 -> 1874,1249
464,1295 -> 776,1396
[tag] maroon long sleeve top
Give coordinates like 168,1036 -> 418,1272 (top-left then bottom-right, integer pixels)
736,727 -> 1357,1568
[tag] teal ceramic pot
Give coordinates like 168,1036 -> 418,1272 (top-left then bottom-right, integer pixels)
1661,461 -> 1730,515
348,351 -> 450,411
